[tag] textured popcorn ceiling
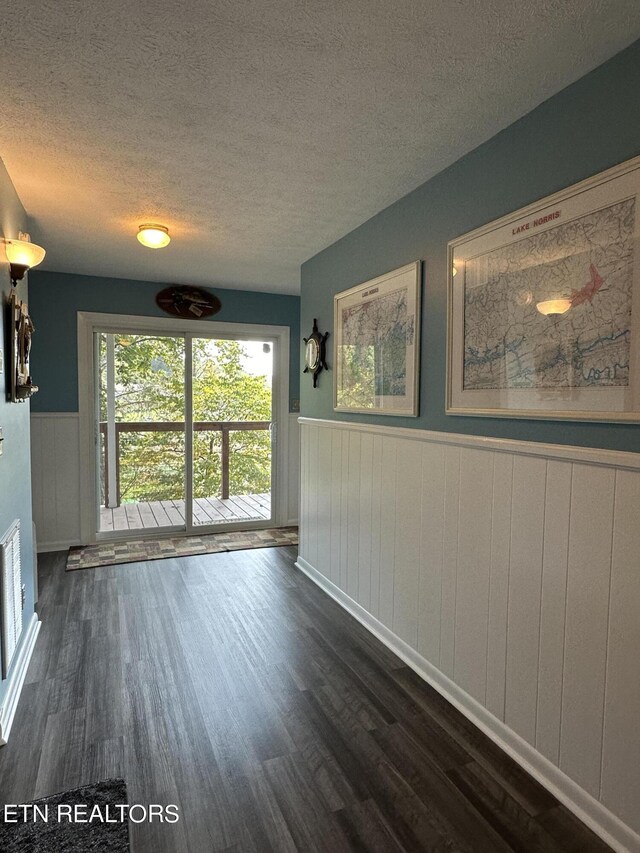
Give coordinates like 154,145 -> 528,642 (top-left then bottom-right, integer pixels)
1,1 -> 639,294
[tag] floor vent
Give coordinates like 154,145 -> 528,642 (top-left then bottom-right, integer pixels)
1,521 -> 22,679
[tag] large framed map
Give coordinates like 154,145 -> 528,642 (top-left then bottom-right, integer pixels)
334,261 -> 421,416
447,156 -> 640,421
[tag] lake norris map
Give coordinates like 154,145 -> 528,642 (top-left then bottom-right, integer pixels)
339,287 -> 411,406
463,198 -> 635,390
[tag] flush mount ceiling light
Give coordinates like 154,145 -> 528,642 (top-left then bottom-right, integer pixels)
4,232 -> 46,286
536,298 -> 572,317
137,224 -> 170,249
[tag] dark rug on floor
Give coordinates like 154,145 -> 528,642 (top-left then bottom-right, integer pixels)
67,526 -> 299,570
0,779 -> 130,852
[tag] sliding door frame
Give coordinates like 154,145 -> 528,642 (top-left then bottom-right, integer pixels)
78,311 -> 290,545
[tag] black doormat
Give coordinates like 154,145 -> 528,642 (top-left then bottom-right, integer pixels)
0,779 -> 130,852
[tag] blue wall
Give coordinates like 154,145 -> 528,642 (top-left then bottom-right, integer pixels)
29,271 -> 300,412
0,159 -> 36,708
301,39 -> 640,452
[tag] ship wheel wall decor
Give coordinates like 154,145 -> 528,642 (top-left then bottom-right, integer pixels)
303,319 -> 329,388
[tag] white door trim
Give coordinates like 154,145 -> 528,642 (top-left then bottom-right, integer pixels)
78,311 -> 290,544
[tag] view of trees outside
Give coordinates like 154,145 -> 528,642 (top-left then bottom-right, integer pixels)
99,334 -> 272,505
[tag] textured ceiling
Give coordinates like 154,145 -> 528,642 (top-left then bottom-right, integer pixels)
1,1 -> 639,294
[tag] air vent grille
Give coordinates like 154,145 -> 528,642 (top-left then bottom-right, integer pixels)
1,521 -> 22,679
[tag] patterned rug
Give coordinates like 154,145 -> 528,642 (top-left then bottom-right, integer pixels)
67,527 -> 299,571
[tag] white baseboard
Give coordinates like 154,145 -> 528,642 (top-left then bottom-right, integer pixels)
0,613 -> 41,745
39,526 -> 298,552
38,525 -> 299,553
295,555 -> 639,853
37,539 -> 80,554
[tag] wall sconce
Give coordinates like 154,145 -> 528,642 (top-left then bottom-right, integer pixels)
536,298 -> 572,318
4,232 -> 46,287
137,224 -> 171,248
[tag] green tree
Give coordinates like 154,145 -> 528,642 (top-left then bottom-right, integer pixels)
99,335 -> 271,504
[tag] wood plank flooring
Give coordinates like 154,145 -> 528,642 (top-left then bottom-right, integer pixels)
100,492 -> 271,532
0,548 -> 611,852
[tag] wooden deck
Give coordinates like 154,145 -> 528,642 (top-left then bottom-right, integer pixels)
99,492 -> 271,532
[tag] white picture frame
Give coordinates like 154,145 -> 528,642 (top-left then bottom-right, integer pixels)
334,261 -> 421,416
447,155 -> 640,422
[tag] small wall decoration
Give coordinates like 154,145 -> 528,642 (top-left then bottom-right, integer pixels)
156,285 -> 221,319
303,319 -> 329,388
9,292 -> 38,402
447,155 -> 640,421
334,261 -> 421,416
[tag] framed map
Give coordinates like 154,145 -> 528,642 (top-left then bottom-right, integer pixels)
334,261 -> 421,416
447,156 -> 640,421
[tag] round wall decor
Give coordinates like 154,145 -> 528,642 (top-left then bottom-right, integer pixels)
156,285 -> 221,319
303,318 -> 329,388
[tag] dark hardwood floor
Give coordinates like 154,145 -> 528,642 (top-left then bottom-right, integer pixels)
0,547 -> 610,852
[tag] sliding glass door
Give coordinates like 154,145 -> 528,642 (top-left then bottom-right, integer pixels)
95,327 -> 275,538
190,336 -> 274,529
98,332 -> 186,534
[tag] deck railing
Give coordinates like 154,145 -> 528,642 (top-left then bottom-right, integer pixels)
100,420 -> 271,507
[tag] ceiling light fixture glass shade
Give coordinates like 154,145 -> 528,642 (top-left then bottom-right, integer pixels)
137,224 -> 171,248
536,298 -> 572,317
4,234 -> 46,286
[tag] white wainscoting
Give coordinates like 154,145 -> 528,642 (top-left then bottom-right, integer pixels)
298,417 -> 640,853
30,413 -> 82,552
31,412 -> 299,552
